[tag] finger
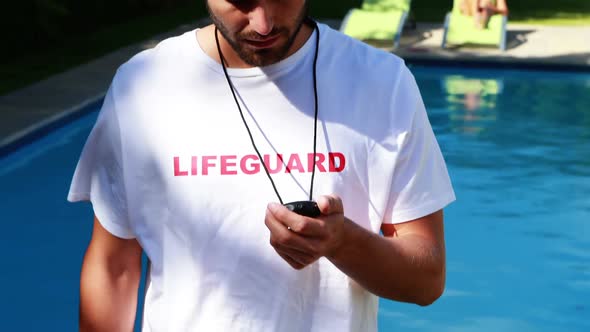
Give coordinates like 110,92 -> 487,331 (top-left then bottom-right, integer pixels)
316,194 -> 344,216
266,213 -> 318,254
276,251 -> 305,270
274,243 -> 317,266
267,202 -> 324,237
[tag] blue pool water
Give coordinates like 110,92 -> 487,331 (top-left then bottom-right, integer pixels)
1,65 -> 589,331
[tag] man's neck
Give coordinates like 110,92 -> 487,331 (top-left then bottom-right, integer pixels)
196,22 -> 315,69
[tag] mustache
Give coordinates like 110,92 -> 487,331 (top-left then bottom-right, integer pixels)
238,27 -> 289,40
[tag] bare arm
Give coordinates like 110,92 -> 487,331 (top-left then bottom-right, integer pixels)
483,0 -> 509,15
80,216 -> 143,332
330,210 -> 445,306
496,0 -> 509,15
265,195 -> 446,306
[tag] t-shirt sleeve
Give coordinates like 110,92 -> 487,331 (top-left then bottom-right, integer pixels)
67,83 -> 134,239
383,67 -> 456,224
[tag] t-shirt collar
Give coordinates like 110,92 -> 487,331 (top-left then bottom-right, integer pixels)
191,24 -> 320,78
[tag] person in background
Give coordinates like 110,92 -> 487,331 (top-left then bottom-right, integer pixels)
461,0 -> 509,29
69,1 -> 455,331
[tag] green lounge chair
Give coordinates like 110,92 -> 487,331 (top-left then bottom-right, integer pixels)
441,0 -> 508,51
340,0 -> 411,49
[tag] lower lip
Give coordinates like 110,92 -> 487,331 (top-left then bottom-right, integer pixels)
244,35 -> 280,49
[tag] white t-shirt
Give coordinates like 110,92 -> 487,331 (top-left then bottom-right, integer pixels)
68,23 -> 455,332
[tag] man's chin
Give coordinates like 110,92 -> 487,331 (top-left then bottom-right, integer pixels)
237,47 -> 289,67
233,35 -> 293,66
242,55 -> 283,67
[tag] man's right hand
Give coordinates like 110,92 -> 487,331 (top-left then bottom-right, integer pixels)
79,216 -> 142,332
264,195 -> 346,270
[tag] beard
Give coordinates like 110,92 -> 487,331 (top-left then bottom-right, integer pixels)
207,2 -> 309,67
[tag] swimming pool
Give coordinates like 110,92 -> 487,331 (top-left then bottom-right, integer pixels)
1,65 -> 589,331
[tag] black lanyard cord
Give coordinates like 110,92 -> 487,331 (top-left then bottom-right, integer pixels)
309,21 -> 320,202
215,21 -> 320,204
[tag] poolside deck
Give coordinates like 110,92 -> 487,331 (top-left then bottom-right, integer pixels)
394,22 -> 590,68
1,19 -> 589,155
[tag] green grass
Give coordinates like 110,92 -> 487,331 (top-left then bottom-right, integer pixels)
411,0 -> 590,25
1,0 -> 588,95
314,0 -> 590,25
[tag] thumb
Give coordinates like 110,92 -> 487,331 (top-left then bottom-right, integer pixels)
317,194 -> 344,216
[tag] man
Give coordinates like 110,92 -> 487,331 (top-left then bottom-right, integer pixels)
69,0 -> 455,331
460,0 -> 509,29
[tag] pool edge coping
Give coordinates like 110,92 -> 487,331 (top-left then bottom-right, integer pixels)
2,56 -> 590,159
0,94 -> 105,158
401,55 -> 590,73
